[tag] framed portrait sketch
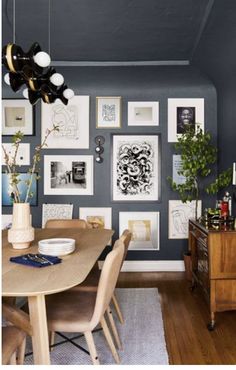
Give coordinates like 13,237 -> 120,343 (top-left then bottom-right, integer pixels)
2,99 -> 33,135
168,98 -> 204,142
2,143 -> 30,166
119,211 -> 160,250
2,173 -> 38,206
44,155 -> 94,195
112,134 -> 160,201
42,203 -> 73,228
96,96 -> 121,128
79,207 -> 112,245
41,96 -> 89,149
168,200 -> 202,239
128,101 -> 159,126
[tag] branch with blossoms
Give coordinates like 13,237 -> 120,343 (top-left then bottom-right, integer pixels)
2,125 -> 59,203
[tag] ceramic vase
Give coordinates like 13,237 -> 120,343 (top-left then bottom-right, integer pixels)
8,203 -> 34,249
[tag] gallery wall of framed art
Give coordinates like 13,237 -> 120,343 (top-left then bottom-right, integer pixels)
1,66 -> 217,262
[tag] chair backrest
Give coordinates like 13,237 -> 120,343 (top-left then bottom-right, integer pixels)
2,326 -> 26,365
116,229 -> 132,267
45,219 -> 88,229
91,239 -> 124,328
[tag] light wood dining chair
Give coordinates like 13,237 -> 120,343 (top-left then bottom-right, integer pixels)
45,239 -> 125,365
2,326 -> 26,365
45,218 -> 88,229
70,229 -> 132,326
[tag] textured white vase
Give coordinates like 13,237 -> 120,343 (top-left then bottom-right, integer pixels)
8,203 -> 34,249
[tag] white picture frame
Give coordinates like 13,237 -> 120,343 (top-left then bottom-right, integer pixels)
2,99 -> 33,135
44,155 -> 94,195
172,154 -> 186,185
42,203 -> 73,228
112,134 -> 159,201
168,200 -> 202,239
128,101 -> 159,126
79,207 -> 112,245
119,211 -> 160,250
2,214 -> 12,230
41,96 -> 90,149
2,143 -> 30,165
96,96 -> 121,128
168,98 -> 204,142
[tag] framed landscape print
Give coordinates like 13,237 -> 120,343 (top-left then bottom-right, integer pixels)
168,200 -> 202,239
44,155 -> 94,195
41,96 -> 89,149
2,173 -> 38,206
2,143 -> 30,165
112,134 -> 160,201
79,207 -> 112,245
96,96 -> 121,128
2,99 -> 33,135
119,211 -> 160,250
128,101 -> 159,126
168,98 -> 204,142
42,203 -> 73,228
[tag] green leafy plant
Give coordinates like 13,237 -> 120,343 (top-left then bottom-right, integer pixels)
2,125 -> 59,203
167,125 -> 232,220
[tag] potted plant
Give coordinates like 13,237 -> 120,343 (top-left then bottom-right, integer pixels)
167,125 -> 232,221
2,125 -> 59,249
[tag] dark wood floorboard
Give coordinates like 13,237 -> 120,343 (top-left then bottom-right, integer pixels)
117,272 -> 236,365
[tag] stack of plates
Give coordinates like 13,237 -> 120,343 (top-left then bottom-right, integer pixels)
38,238 -> 76,256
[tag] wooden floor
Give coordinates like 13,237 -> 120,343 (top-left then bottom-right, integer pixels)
117,272 -> 236,365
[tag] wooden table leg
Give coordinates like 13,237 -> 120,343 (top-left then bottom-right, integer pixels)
28,295 -> 50,365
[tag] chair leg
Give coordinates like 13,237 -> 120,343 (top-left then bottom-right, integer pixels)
106,305 -> 122,350
84,331 -> 100,365
9,352 -> 17,365
17,337 -> 26,365
49,331 -> 55,351
100,316 -> 120,364
111,292 -> 124,324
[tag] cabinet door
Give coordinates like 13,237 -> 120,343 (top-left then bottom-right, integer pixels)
209,233 -> 236,279
196,239 -> 210,296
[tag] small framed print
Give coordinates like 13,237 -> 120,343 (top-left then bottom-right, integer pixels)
168,200 -> 202,239
2,143 -> 30,165
79,207 -> 112,245
41,96 -> 90,149
112,134 -> 160,201
42,203 -> 73,228
96,96 -> 121,128
128,101 -> 159,126
168,98 -> 204,142
119,211 -> 160,250
2,214 -> 12,230
44,155 -> 94,195
2,99 -> 33,136
2,173 -> 38,206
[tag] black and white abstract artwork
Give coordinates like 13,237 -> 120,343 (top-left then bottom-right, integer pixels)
96,97 -> 121,128
42,203 -> 73,228
112,135 -> 159,201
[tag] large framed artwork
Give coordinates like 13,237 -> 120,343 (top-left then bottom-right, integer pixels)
42,203 -> 73,228
128,101 -> 159,126
119,211 -> 160,250
2,173 -> 38,206
2,99 -> 33,136
41,96 -> 89,148
2,143 -> 30,165
168,98 -> 204,142
112,134 -> 160,201
79,207 -> 112,245
44,155 -> 94,195
168,200 -> 202,239
96,96 -> 121,128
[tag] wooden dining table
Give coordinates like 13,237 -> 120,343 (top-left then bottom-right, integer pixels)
2,227 -> 114,365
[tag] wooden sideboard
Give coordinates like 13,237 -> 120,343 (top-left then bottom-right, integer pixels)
189,219 -> 236,330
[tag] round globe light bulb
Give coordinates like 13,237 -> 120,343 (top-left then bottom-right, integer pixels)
63,88 -> 74,100
4,73 -> 10,85
23,88 -> 29,99
50,73 -> 64,86
33,51 -> 51,67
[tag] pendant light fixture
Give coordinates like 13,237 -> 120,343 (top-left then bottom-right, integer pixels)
2,0 -> 74,105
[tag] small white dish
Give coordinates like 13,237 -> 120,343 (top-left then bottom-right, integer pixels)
38,238 -> 76,256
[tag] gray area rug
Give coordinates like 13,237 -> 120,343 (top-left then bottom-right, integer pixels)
24,288 -> 169,365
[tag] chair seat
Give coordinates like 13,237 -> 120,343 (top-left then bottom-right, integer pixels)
46,290 -> 97,332
2,326 -> 26,365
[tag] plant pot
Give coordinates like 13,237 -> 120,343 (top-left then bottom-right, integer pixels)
184,252 -> 192,282
8,203 -> 34,249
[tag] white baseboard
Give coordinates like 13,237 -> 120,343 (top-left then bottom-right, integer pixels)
99,260 -> 185,272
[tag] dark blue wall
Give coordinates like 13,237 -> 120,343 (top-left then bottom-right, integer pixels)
2,66 -> 217,260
